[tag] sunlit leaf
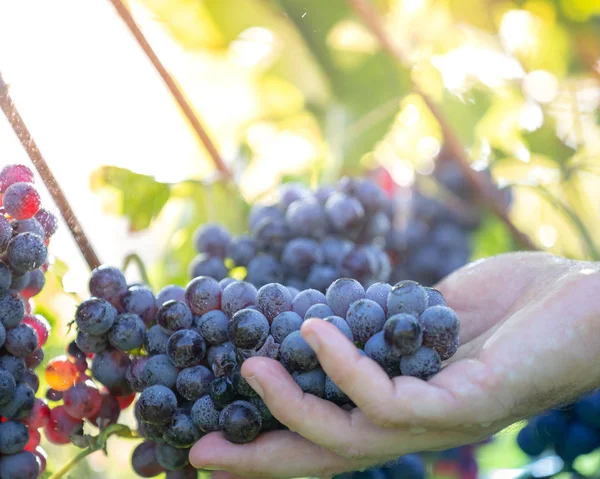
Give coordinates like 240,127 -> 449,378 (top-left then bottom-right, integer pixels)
471,214 -> 516,259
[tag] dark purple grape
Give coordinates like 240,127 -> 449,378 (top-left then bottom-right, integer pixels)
0,383 -> 35,419
46,388 -> 63,402
383,313 -> 422,355
0,420 -> 29,454
304,303 -> 335,320
400,346 -> 441,379
246,254 -> 284,287
75,297 -> 117,335
325,192 -> 365,231
305,265 -> 339,293
281,238 -> 323,279
0,450 -> 39,479
256,283 -> 293,322
292,289 -> 327,318
21,268 -> 45,298
136,385 -> 178,425
326,278 -> 365,317
364,331 -> 402,377
6,233 -> 47,273
156,285 -> 186,306
166,329 -> 206,368
91,348 -> 131,390
89,265 -> 127,308
9,271 -> 30,291
22,368 -> 39,393
0,261 -> 12,292
425,287 -> 446,307
219,400 -> 262,444
75,330 -> 108,354
323,316 -> 354,341
143,354 -> 179,389
324,376 -> 349,404
387,280 -> 428,317
0,355 -> 25,381
4,323 -> 38,357
321,236 -> 353,267
164,409 -> 202,448
12,218 -> 45,238
155,443 -> 190,471
248,204 -> 284,232
271,311 -> 303,343
193,223 -> 231,258
229,309 -> 270,350
157,301 -> 193,334
366,282 -> 392,315
189,254 -> 228,281
338,177 -> 387,213
226,235 -> 256,267
166,466 -> 198,479
195,310 -> 229,345
176,365 -> 214,401
24,347 -> 44,369
185,276 -> 221,317
34,208 -> 58,238
278,182 -> 310,209
108,313 -> 146,351
144,324 -> 169,355
221,281 -> 257,318
0,369 -> 16,405
285,198 -> 327,239
280,330 -> 317,372
131,441 -> 166,478
292,368 -> 325,397
419,305 -> 459,357
191,395 -> 221,433
127,356 -> 149,392
210,377 -> 236,410
345,298 -> 386,344
0,216 -> 11,252
122,285 -> 157,325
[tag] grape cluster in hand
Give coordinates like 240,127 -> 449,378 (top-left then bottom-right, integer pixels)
67,258 -> 460,478
0,164 -> 59,479
190,177 -> 393,291
517,389 -> 600,466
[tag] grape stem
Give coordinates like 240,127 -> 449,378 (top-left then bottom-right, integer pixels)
123,253 -> 152,287
47,424 -> 139,479
347,0 -> 540,251
0,73 -> 102,270
106,0 -> 233,181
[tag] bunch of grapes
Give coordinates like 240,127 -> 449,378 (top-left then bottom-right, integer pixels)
517,389 -> 600,467
190,177 -> 393,292
64,261 -> 460,477
0,164 -> 59,478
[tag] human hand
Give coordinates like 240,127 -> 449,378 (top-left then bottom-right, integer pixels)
190,252 -> 600,477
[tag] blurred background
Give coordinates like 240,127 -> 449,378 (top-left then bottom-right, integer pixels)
0,0 -> 599,477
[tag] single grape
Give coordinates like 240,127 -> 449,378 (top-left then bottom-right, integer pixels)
88,393 -> 121,429
185,276 -> 221,317
44,405 -> 84,445
304,302 -> 335,320
399,347 -> 441,380
156,285 -> 186,306
280,330 -> 317,372
164,409 -> 202,448
75,330 -> 108,354
366,282 -> 392,315
292,368 -> 326,398
131,441 -> 166,478
338,176 -> 387,214
136,385 -> 178,425
144,324 -> 170,355
305,265 -> 339,294
0,164 -> 35,192
219,277 -> 237,290
121,285 -> 157,325
0,355 -> 26,381
0,216 -> 11,252
193,223 -> 231,258
364,331 -> 402,377
0,383 -> 35,420
3,182 -> 41,220
189,254 -> 228,281
281,238 -> 323,279
143,354 -> 180,389
12,218 -> 45,238
46,389 -> 63,402
22,398 -> 50,429
555,422 -> 599,463
277,182 -> 310,209
210,376 -> 236,410
34,208 -> 58,238
221,281 -> 257,318
191,395 -> 221,433
226,234 -> 256,267
91,348 -> 131,390
0,368 -> 16,405
228,308 -> 270,350
139,421 -> 166,443
176,365 -> 214,401
345,299 -> 386,344
24,347 -> 44,369
256,283 -> 293,323
325,192 -> 365,231
387,280 -> 428,317
424,287 -> 446,307
285,199 -> 327,239
89,265 -> 127,307
323,316 -> 354,341
63,381 -> 102,419
0,450 -> 40,479
4,323 -> 38,357
575,391 -> 600,428
419,305 -> 459,358
0,261 -> 12,291
166,329 -> 206,368
219,400 -> 262,444
22,368 -> 39,393
291,289 -> 326,318
383,313 -> 422,355
108,313 -> 146,351
516,423 -> 548,456
0,291 -> 25,328
271,311 -> 303,344
195,310 -> 229,345
246,254 -> 284,287
157,300 -> 193,334
21,269 -> 46,299
326,278 -> 365,317
155,443 -> 190,471
9,271 -> 30,291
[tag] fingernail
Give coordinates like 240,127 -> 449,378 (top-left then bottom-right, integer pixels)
245,375 -> 264,399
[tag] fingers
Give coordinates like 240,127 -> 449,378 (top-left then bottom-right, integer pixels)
189,430 -> 369,478
300,318 -> 395,423
240,356 -> 369,455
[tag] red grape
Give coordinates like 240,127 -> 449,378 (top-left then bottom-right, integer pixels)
21,315 -> 50,347
0,164 -> 34,192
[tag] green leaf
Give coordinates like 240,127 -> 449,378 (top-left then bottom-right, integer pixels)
471,214 -> 517,259
90,166 -> 171,232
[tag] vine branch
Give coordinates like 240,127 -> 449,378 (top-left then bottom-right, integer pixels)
348,0 -> 539,251
0,73 -> 102,270
107,0 -> 233,181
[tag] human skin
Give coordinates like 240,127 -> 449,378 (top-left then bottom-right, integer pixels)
190,252 -> 600,477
